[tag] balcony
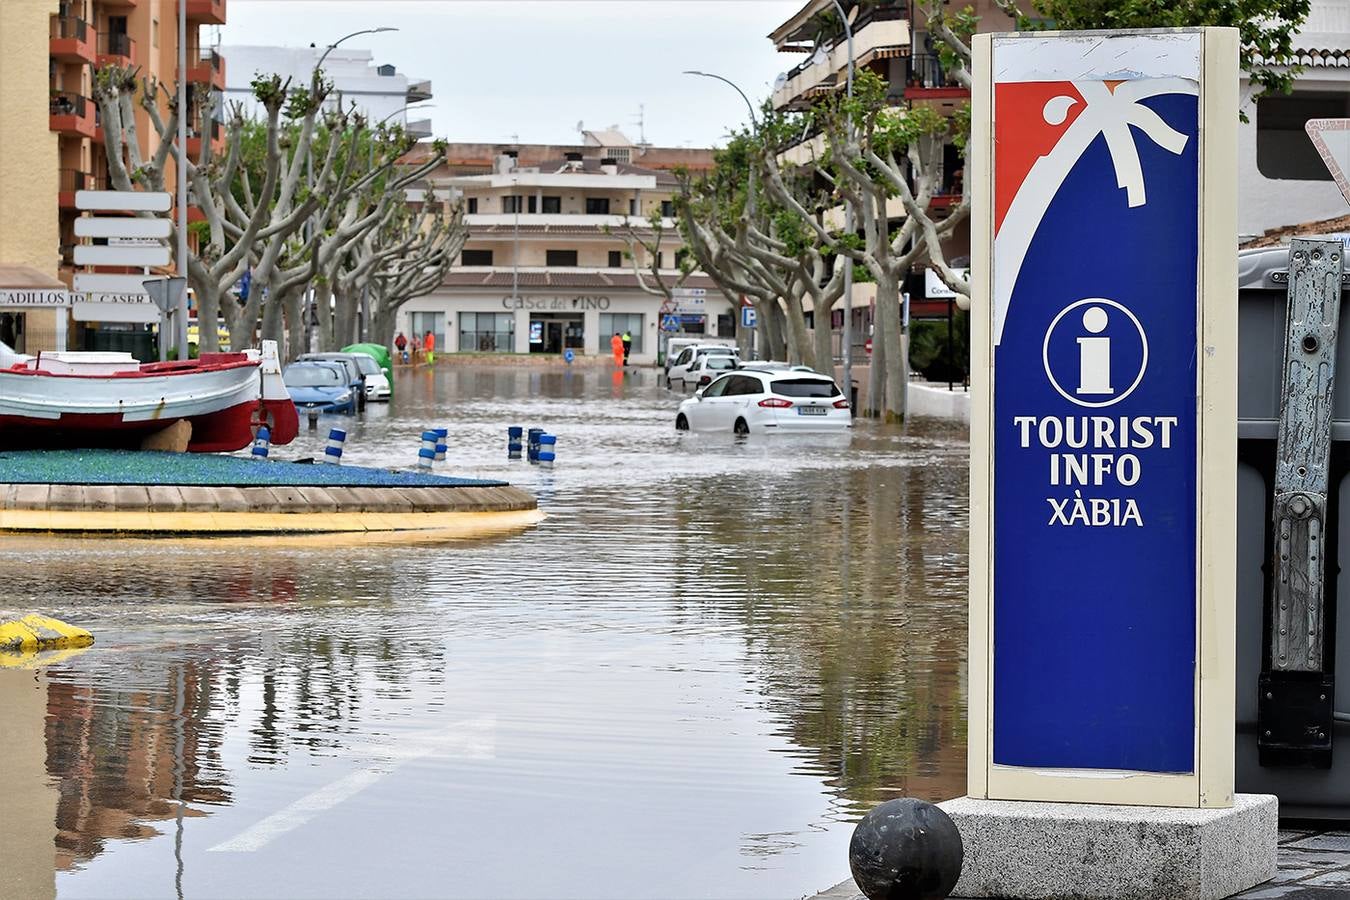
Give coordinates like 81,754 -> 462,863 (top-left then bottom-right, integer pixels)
184,0 -> 226,24
58,169 -> 92,208
185,48 -> 226,90
50,92 -> 97,139
771,6 -> 909,111
50,16 -> 95,64
96,32 -> 136,67
187,118 -> 225,159
406,79 -> 433,103
903,53 -> 969,101
407,118 -> 433,139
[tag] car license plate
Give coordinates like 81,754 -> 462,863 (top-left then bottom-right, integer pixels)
797,406 -> 827,416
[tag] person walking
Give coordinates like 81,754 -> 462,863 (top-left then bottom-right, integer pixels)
610,332 -> 625,368
621,329 -> 632,365
423,330 -> 436,365
395,331 -> 409,364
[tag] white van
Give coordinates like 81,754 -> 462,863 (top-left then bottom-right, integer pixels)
664,337 -> 736,374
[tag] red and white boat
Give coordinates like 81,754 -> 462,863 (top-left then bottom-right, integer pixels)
0,339 -> 299,452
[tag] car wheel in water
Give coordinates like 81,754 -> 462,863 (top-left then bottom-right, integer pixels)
665,377 -> 672,389
734,418 -> 750,436
675,414 -> 689,431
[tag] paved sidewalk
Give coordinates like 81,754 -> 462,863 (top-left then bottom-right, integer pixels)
808,829 -> 1350,899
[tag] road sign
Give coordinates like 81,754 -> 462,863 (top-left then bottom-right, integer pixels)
73,245 -> 171,267
741,306 -> 757,328
969,28 -> 1237,808
73,217 -> 172,239
1306,119 -> 1350,206
661,314 -> 680,332
925,267 -> 970,299
75,190 -> 171,212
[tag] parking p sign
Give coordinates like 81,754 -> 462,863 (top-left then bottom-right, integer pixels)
741,305 -> 757,329
968,29 -> 1238,809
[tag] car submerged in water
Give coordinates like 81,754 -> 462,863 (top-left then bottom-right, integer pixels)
675,369 -> 851,434
283,361 -> 357,414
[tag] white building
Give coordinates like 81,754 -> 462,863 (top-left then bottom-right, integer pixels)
399,148 -> 729,365
1239,0 -> 1350,238
220,45 -> 432,137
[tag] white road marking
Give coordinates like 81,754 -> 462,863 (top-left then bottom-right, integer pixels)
207,716 -> 496,853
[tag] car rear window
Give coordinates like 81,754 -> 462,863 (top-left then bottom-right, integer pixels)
284,365 -> 341,387
771,378 -> 840,398
706,356 -> 737,370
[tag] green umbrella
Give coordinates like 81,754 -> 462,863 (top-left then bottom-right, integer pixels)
342,343 -> 394,396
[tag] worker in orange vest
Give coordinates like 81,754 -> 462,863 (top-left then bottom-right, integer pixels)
424,330 -> 436,365
610,332 -> 625,368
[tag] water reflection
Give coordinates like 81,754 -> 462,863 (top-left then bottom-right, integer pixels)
0,365 -> 970,899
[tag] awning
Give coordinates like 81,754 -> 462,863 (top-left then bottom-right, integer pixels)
0,265 -> 69,307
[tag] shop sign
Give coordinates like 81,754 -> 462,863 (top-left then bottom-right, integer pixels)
502,295 -> 611,311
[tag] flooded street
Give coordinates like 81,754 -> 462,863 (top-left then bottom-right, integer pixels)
0,365 -> 970,900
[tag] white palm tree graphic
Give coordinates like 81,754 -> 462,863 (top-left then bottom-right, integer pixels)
993,77 -> 1197,345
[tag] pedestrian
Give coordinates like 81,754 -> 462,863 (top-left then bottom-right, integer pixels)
610,332 -> 625,368
424,329 -> 436,365
395,331 -> 409,364
621,329 -> 632,365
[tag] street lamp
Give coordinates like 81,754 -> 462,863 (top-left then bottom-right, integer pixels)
830,0 -> 856,414
682,70 -> 757,131
315,26 -> 398,75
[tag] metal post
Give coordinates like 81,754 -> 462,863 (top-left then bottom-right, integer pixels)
831,0 -> 855,408
946,298 -> 954,392
176,0 -> 188,360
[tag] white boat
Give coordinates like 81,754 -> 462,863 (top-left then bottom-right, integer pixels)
0,340 -> 299,452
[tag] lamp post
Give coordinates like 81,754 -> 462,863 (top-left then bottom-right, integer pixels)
829,0 -> 856,413
175,0 -> 187,358
315,26 -> 398,75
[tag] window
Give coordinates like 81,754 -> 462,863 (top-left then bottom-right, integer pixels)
546,249 -> 578,267
661,200 -> 675,218
702,375 -> 733,397
542,196 -> 561,214
704,355 -> 738,372
1258,91 -> 1350,180
675,248 -> 690,270
461,249 -> 493,266
585,197 -> 610,215
410,312 -> 444,355
629,199 -> 638,216
152,18 -> 159,48
601,313 -> 643,354
655,252 -> 665,269
467,197 -> 478,214
608,250 -> 623,268
502,195 -> 524,213
772,378 -> 842,398
459,311 -> 515,352
528,195 -> 538,214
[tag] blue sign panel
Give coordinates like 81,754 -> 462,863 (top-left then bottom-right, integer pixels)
991,80 -> 1199,773
661,314 -> 680,332
741,306 -> 757,328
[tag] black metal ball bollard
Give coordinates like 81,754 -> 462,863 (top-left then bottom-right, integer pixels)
848,798 -> 963,900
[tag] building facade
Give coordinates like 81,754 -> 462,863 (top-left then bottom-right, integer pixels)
400,136 -> 726,365
0,0 -> 226,354
221,45 -> 432,138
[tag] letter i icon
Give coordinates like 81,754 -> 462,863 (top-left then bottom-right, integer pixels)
1076,306 -> 1113,395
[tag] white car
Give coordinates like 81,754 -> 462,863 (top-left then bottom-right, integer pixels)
351,353 -> 392,402
679,353 -> 740,391
675,369 -> 852,434
666,343 -> 739,388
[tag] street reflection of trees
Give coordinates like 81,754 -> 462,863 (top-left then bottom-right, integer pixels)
668,431 -> 970,817
31,546 -> 450,872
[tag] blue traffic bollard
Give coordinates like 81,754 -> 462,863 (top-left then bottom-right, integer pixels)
418,430 -> 438,470
250,425 -> 271,461
507,425 -> 523,460
434,427 -> 448,462
527,428 -> 543,462
322,427 -> 346,465
538,433 -> 557,468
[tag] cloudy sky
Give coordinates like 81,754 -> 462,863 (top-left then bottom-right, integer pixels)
219,0 -> 804,148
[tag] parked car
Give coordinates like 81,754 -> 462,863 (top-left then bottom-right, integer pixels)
675,369 -> 851,434
664,337 -> 735,372
681,353 -> 740,391
739,361 -> 819,374
297,352 -> 367,410
283,361 -> 358,414
665,344 -> 740,388
349,352 -> 391,402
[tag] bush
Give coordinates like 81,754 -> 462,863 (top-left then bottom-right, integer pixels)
908,309 -> 969,382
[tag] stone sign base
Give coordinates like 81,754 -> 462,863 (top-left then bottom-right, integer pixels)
939,794 -> 1277,900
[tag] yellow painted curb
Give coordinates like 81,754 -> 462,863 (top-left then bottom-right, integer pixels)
0,645 -> 91,669
0,507 -> 545,536
0,614 -> 94,653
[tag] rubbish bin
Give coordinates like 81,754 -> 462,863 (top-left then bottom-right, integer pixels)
1236,244 -> 1350,818
851,380 -> 859,418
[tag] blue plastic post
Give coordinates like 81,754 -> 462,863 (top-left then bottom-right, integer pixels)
538,433 -> 557,468
527,428 -> 543,462
322,427 -> 347,465
250,425 -> 271,461
434,427 -> 448,463
418,430 -> 438,470
507,425 -> 523,460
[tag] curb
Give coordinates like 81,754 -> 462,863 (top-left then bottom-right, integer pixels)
0,614 -> 94,653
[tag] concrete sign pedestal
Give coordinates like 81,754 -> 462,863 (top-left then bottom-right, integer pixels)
941,795 -> 1276,900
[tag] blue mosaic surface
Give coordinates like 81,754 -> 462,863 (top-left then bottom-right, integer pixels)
0,450 -> 507,488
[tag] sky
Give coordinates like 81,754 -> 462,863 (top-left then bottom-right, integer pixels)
219,0 -> 805,148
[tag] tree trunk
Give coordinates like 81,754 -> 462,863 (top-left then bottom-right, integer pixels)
780,295 -> 813,368
314,281 -> 335,352
194,280 -> 222,354
284,288 -> 307,361
260,291 -> 284,347
333,284 -> 358,350
874,272 -> 906,422
811,295 -> 836,380
760,301 -> 786,362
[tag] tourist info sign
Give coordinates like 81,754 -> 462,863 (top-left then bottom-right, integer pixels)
968,28 -> 1238,808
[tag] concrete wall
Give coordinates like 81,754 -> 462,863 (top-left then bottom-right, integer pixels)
0,670 -> 57,900
0,0 -> 60,272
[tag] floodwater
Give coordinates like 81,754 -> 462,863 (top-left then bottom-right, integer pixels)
0,365 -> 970,900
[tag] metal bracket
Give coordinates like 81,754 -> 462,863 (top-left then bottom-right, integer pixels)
1261,238 -> 1343,767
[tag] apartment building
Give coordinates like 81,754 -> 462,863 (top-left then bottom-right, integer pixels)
400,136 -> 724,364
222,46 -> 432,138
0,0 -> 225,354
